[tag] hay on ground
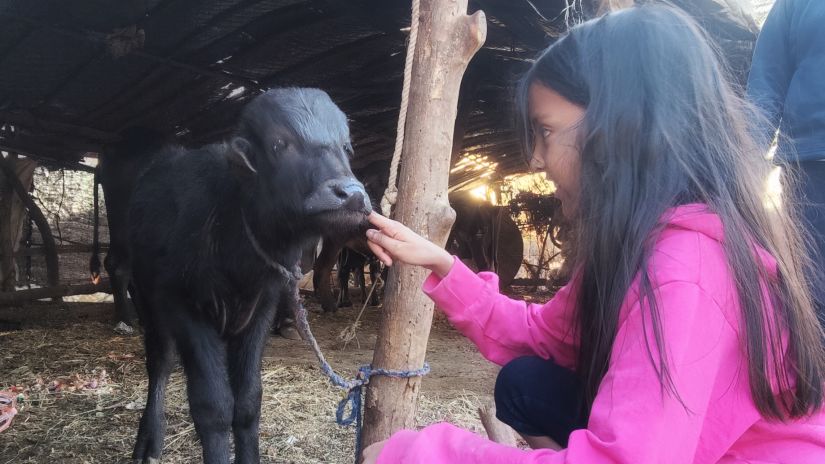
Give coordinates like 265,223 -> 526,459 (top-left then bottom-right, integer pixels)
0,318 -> 491,463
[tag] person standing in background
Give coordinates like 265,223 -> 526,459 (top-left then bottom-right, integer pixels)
747,0 -> 825,328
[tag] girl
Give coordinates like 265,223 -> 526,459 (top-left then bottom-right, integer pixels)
362,5 -> 825,464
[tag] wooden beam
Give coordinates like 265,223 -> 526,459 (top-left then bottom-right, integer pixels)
34,0 -> 181,109
3,13 -> 262,90
0,111 -> 119,143
0,279 -> 112,306
0,244 -> 109,259
361,0 -> 486,450
0,137 -> 97,167
80,2 -> 318,125
175,34 -> 388,135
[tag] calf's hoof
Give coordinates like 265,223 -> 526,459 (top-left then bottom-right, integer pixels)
337,300 -> 353,308
320,301 -> 337,313
133,458 -> 160,464
277,322 -> 303,341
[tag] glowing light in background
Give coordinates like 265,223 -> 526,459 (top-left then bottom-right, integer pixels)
502,172 -> 555,196
451,152 -> 560,205
451,153 -> 498,175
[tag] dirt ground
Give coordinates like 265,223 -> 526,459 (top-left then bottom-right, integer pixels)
0,289 -> 540,463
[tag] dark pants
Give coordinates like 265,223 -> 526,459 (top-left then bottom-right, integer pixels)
494,356 -> 587,447
796,160 -> 825,329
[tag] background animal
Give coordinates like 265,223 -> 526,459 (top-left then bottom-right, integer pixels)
89,127 -> 167,332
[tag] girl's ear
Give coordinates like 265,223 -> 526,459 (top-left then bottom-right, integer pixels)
227,136 -> 257,176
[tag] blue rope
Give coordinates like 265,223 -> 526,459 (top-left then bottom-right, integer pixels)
332,363 -> 430,459
292,284 -> 430,462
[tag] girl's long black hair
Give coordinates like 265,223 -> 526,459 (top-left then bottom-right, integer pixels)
516,4 -> 825,419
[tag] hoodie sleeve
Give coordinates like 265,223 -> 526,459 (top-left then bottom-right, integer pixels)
421,258 -> 579,368
747,0 -> 794,140
379,280 -> 735,464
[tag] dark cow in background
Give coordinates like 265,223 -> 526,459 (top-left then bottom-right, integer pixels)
127,88 -> 370,464
336,242 -> 382,308
312,235 -> 381,312
89,127 -> 167,332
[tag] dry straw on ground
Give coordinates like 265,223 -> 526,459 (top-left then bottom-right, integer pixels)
1,317 -> 489,463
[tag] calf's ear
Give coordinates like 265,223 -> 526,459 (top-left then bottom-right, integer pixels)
227,137 -> 258,176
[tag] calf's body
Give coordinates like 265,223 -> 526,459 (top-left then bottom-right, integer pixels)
128,88 -> 370,464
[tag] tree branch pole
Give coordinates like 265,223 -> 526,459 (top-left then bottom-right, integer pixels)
361,0 -> 486,450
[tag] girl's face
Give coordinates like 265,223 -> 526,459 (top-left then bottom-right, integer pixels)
528,82 -> 585,219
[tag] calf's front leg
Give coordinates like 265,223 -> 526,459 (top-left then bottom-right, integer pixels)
176,322 -> 233,464
228,305 -> 276,464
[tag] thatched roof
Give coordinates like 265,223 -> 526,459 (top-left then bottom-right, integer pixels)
0,0 -> 760,187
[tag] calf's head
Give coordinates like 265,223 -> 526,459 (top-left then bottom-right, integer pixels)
228,88 -> 371,237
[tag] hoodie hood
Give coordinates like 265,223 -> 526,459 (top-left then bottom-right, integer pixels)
662,203 -> 778,276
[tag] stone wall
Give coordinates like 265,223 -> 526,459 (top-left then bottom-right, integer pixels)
15,166 -> 109,287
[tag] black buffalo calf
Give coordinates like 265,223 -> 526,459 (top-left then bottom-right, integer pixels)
128,88 -> 370,464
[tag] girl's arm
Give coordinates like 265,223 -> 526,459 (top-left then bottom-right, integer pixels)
377,280 -> 742,463
422,257 -> 579,368
365,211 -> 579,368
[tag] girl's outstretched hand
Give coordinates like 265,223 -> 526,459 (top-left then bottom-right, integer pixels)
366,212 -> 454,278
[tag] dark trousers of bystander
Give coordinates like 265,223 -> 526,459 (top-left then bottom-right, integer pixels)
793,160 -> 825,334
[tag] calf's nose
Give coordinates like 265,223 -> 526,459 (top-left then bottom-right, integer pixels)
329,180 -> 372,213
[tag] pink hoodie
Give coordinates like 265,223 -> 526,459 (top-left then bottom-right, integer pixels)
378,204 -> 825,463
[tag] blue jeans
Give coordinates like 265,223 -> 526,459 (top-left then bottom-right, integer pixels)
494,356 -> 587,447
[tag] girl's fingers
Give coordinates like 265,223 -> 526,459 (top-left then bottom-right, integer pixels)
368,212 -> 402,238
368,211 -> 392,228
367,240 -> 393,266
366,229 -> 404,253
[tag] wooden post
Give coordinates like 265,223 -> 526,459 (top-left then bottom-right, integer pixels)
0,153 -> 60,291
0,156 -> 36,290
0,278 -> 112,306
0,154 -> 16,291
361,0 -> 486,450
